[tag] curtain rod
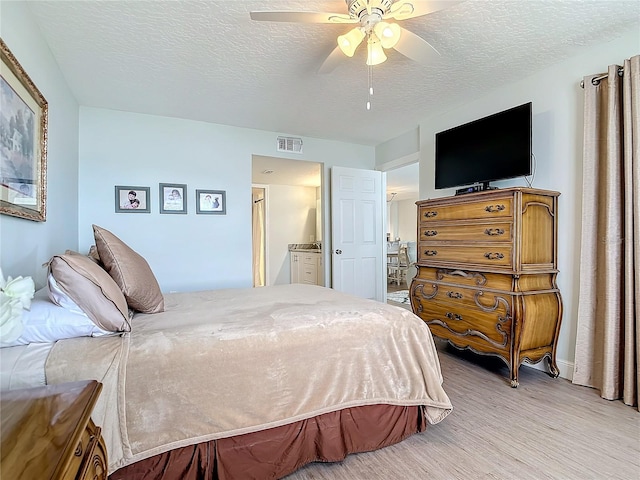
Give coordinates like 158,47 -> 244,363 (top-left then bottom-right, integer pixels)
580,66 -> 625,88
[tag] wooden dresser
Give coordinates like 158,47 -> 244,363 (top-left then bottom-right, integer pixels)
0,380 -> 107,479
410,187 -> 562,387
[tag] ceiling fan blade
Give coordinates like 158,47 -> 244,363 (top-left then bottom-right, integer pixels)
387,0 -> 464,21
393,27 -> 440,65
317,46 -> 347,74
250,11 -> 356,24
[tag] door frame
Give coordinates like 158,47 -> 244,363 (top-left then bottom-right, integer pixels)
252,184 -> 269,286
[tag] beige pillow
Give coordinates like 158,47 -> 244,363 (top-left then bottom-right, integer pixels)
88,245 -> 102,265
93,225 -> 164,313
48,254 -> 131,332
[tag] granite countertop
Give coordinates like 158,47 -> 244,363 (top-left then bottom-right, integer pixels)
289,243 -> 322,252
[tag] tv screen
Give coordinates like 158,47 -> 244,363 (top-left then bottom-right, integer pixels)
435,102 -> 532,190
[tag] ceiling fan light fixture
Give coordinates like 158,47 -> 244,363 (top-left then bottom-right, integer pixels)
337,27 -> 365,57
373,21 -> 401,49
366,37 -> 387,66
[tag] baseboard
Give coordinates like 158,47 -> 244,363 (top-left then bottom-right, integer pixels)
524,358 -> 574,381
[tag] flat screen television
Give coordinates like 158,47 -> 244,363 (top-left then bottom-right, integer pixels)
435,102 -> 532,191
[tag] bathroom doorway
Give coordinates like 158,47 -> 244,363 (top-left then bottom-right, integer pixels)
252,155 -> 322,286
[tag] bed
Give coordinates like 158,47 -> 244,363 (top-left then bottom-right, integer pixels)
1,226 -> 452,479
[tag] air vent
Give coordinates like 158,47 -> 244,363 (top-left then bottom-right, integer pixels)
277,136 -> 303,154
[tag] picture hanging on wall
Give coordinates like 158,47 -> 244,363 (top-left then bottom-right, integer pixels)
196,189 -> 226,215
115,186 -> 150,213
159,183 -> 187,214
0,38 -> 48,222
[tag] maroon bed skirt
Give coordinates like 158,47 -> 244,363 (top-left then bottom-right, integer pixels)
109,404 -> 427,480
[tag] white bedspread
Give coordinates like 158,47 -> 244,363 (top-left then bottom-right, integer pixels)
45,284 -> 452,473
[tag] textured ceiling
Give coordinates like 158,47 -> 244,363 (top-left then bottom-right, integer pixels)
23,0 -> 640,146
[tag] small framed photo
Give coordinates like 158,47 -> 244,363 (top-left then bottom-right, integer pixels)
115,186 -> 150,213
160,183 -> 187,214
196,189 -> 226,215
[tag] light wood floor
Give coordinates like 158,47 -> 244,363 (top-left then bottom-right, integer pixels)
286,336 -> 640,480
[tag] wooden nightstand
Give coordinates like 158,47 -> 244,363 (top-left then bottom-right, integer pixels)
0,379 -> 107,480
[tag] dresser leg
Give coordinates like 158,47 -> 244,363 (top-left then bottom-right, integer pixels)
546,357 -> 560,378
510,364 -> 519,388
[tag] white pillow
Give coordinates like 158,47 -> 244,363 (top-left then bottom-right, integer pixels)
0,287 -> 112,348
47,274 -> 86,315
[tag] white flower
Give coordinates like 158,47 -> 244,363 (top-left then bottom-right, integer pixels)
0,268 -> 35,344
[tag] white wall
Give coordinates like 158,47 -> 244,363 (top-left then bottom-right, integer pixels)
0,2 -> 79,287
78,107 -> 374,293
266,184 -> 317,286
415,28 -> 639,379
396,198 -> 418,244
376,127 -> 420,164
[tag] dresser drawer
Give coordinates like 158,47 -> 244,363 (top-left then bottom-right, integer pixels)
415,267 -> 514,291
76,420 -> 107,480
418,244 -> 513,267
419,222 -> 512,243
419,197 -> 513,223
411,284 -> 512,350
415,281 -> 512,312
61,422 -> 95,479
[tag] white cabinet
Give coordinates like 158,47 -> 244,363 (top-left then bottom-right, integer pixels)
290,251 -> 322,285
290,252 -> 301,283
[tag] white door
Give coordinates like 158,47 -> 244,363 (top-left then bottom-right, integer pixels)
331,166 -> 386,301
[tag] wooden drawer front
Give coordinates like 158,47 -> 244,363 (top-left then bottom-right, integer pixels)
427,283 -> 513,314
61,421 -> 95,480
418,244 -> 513,267
419,222 -> 512,243
419,197 -> 513,223
76,422 -> 107,480
411,285 -> 512,350
415,267 -> 514,291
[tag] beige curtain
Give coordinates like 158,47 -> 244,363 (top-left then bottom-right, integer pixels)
573,55 -> 639,409
252,192 -> 265,287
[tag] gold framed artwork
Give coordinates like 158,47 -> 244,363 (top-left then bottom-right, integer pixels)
0,38 -> 48,222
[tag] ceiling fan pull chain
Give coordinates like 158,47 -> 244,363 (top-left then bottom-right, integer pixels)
367,63 -> 373,110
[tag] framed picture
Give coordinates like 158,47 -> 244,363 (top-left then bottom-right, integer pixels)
196,189 -> 226,215
115,186 -> 150,213
0,38 -> 48,222
160,183 -> 187,214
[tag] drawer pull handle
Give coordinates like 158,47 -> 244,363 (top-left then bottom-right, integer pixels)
445,312 -> 463,321
74,441 -> 83,457
447,291 -> 462,299
485,204 -> 506,213
424,230 -> 438,237
485,228 -> 505,236
424,211 -> 438,218
424,250 -> 438,256
484,252 -> 505,260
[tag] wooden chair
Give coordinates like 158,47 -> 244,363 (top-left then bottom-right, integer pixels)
388,245 -> 410,286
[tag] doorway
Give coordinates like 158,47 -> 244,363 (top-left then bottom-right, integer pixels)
252,155 -> 322,286
383,161 -> 420,299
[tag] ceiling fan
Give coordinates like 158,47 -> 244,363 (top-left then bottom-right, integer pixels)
250,1 -> 462,73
